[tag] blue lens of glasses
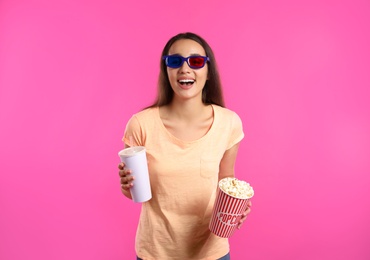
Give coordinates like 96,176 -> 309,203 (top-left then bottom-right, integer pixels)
167,56 -> 183,67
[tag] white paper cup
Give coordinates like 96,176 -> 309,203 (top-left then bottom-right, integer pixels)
209,179 -> 253,238
118,146 -> 152,203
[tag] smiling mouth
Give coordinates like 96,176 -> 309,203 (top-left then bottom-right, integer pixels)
178,79 -> 195,86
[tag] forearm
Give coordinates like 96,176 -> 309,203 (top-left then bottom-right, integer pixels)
218,171 -> 235,181
218,143 -> 240,181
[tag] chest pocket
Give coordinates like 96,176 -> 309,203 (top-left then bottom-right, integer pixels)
200,156 -> 220,178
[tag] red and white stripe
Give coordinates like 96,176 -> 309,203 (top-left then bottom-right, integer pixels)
209,188 -> 250,238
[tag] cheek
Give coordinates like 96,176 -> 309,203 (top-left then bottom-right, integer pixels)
201,67 -> 208,80
167,71 -> 179,88
198,69 -> 208,82
167,69 -> 176,81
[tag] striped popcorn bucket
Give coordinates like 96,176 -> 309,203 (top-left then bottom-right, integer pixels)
209,185 -> 251,238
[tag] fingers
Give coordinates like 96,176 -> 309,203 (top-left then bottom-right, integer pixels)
118,163 -> 131,177
118,167 -> 131,177
237,201 -> 253,229
118,163 -> 134,191
118,162 -> 125,170
120,173 -> 134,191
121,182 -> 134,191
244,206 -> 252,215
237,213 -> 248,229
237,220 -> 245,230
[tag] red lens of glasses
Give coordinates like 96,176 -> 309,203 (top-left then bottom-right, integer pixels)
189,57 -> 206,68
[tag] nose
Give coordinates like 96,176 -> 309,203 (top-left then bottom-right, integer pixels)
178,60 -> 191,73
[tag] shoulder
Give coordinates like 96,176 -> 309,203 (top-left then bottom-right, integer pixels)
126,107 -> 158,129
129,107 -> 158,123
211,105 -> 244,149
133,107 -> 158,118
212,105 -> 242,123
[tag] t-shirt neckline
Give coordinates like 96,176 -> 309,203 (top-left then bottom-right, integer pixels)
155,104 -> 217,145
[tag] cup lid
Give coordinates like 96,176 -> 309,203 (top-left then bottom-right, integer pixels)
118,146 -> 146,157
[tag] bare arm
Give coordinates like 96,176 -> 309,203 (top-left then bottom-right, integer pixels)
218,142 -> 240,181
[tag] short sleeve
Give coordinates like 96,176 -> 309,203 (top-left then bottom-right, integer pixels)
122,115 -> 144,146
227,112 -> 244,149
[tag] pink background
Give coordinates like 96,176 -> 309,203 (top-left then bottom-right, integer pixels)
1,0 -> 369,259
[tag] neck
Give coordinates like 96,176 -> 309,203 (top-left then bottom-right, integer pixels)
167,98 -> 208,121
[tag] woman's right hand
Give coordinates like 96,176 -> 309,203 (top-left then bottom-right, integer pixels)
118,162 -> 134,196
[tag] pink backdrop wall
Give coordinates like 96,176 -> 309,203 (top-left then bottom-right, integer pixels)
1,0 -> 369,259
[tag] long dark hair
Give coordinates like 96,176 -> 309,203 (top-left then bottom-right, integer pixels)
149,32 -> 225,108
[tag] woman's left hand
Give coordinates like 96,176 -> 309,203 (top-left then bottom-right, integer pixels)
237,200 -> 252,229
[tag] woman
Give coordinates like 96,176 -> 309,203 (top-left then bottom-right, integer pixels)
118,32 -> 252,260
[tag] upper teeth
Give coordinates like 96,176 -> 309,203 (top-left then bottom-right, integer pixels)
179,79 -> 194,83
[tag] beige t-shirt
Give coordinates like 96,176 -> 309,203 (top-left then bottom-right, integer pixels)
123,105 -> 244,260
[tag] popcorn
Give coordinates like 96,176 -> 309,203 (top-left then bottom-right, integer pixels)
219,177 -> 254,199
